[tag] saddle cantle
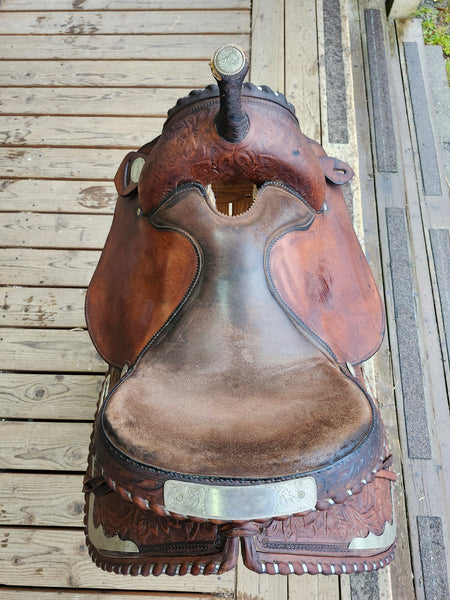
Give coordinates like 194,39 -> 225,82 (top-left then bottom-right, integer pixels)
83,44 -> 396,576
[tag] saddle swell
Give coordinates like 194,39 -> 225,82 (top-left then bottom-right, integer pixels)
84,45 -> 395,577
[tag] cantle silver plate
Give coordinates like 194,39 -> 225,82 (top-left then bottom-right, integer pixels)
164,477 -> 317,520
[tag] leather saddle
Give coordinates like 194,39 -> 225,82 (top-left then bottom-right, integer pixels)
84,45 -> 396,577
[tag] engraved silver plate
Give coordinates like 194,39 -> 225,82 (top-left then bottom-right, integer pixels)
348,520 -> 396,551
164,477 -> 317,520
130,157 -> 145,183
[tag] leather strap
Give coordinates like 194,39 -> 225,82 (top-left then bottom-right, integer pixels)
319,156 -> 354,184
114,138 -> 160,197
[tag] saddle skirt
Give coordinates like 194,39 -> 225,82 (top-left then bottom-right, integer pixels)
84,44 -> 396,576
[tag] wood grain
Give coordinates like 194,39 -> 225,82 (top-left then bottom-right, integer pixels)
0,213 -> 111,248
288,574 -> 340,600
0,249 -> 100,286
0,527 -> 235,592
0,286 -> 87,327
0,473 -> 84,527
250,0 -> 284,91
0,180 -> 117,213
0,148 -> 125,179
1,0 -> 249,8
0,87 -> 190,116
285,0 -> 320,141
0,421 -> 91,470
0,213 -> 112,248
348,2 -> 417,597
0,11 -> 250,35
0,592 -> 209,600
0,592 -> 210,600
0,372 -> 101,420
0,328 -> 105,372
0,116 -> 164,148
236,553 -> 288,599
0,34 -> 249,60
0,61 -> 218,88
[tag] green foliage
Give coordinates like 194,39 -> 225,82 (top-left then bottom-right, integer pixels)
415,4 -> 450,84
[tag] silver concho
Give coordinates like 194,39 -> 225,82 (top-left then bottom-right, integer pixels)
212,44 -> 246,78
130,157 -> 145,184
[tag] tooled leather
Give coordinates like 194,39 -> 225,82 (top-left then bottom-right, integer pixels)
242,475 -> 396,576
93,405 -> 387,521
267,180 -> 385,365
100,184 -> 373,480
138,97 -> 326,214
85,454 -> 239,576
85,193 -> 200,368
253,474 -> 393,552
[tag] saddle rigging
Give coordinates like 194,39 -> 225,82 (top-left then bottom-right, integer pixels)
83,44 -> 396,577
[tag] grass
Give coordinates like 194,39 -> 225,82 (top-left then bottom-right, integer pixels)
415,3 -> 450,84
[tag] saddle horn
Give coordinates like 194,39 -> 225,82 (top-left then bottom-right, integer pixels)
210,44 -> 249,143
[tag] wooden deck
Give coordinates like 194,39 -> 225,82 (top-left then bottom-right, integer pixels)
0,1 -> 449,598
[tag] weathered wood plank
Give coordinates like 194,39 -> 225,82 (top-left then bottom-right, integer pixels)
0,592 -> 208,600
0,180 -> 116,213
0,286 -> 87,327
0,11 -> 249,35
0,87 -> 189,117
0,528 -> 235,592
285,0 -> 320,141
0,328 -> 105,372
0,213 -> 111,248
386,0 -> 420,19
0,473 -> 84,527
0,421 -> 91,470
0,372 -> 101,420
0,34 -> 249,60
0,61 -> 220,88
0,592 -> 209,600
288,574 -> 340,599
0,249 -> 99,286
351,2 -> 423,598
1,0 -> 250,10
0,148 -> 125,179
250,0 -> 284,91
236,553 -> 288,600
0,116 -> 164,148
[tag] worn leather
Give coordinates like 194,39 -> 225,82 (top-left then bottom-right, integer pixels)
86,193 -> 199,368
267,181 -> 384,365
100,184 -> 373,479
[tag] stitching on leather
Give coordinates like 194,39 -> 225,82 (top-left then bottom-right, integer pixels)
265,229 -> 339,363
98,395 -> 381,486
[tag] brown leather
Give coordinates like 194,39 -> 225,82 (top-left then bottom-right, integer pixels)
85,439 -> 395,576
84,450 -> 239,576
242,472 -> 396,575
100,184 -> 373,479
86,193 -> 199,368
138,98 -> 326,214
267,181 -> 384,365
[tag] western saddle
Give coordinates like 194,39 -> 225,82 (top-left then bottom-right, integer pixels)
83,45 -> 396,577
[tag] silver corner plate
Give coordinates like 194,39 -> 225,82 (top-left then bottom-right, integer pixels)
164,476 -> 317,521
